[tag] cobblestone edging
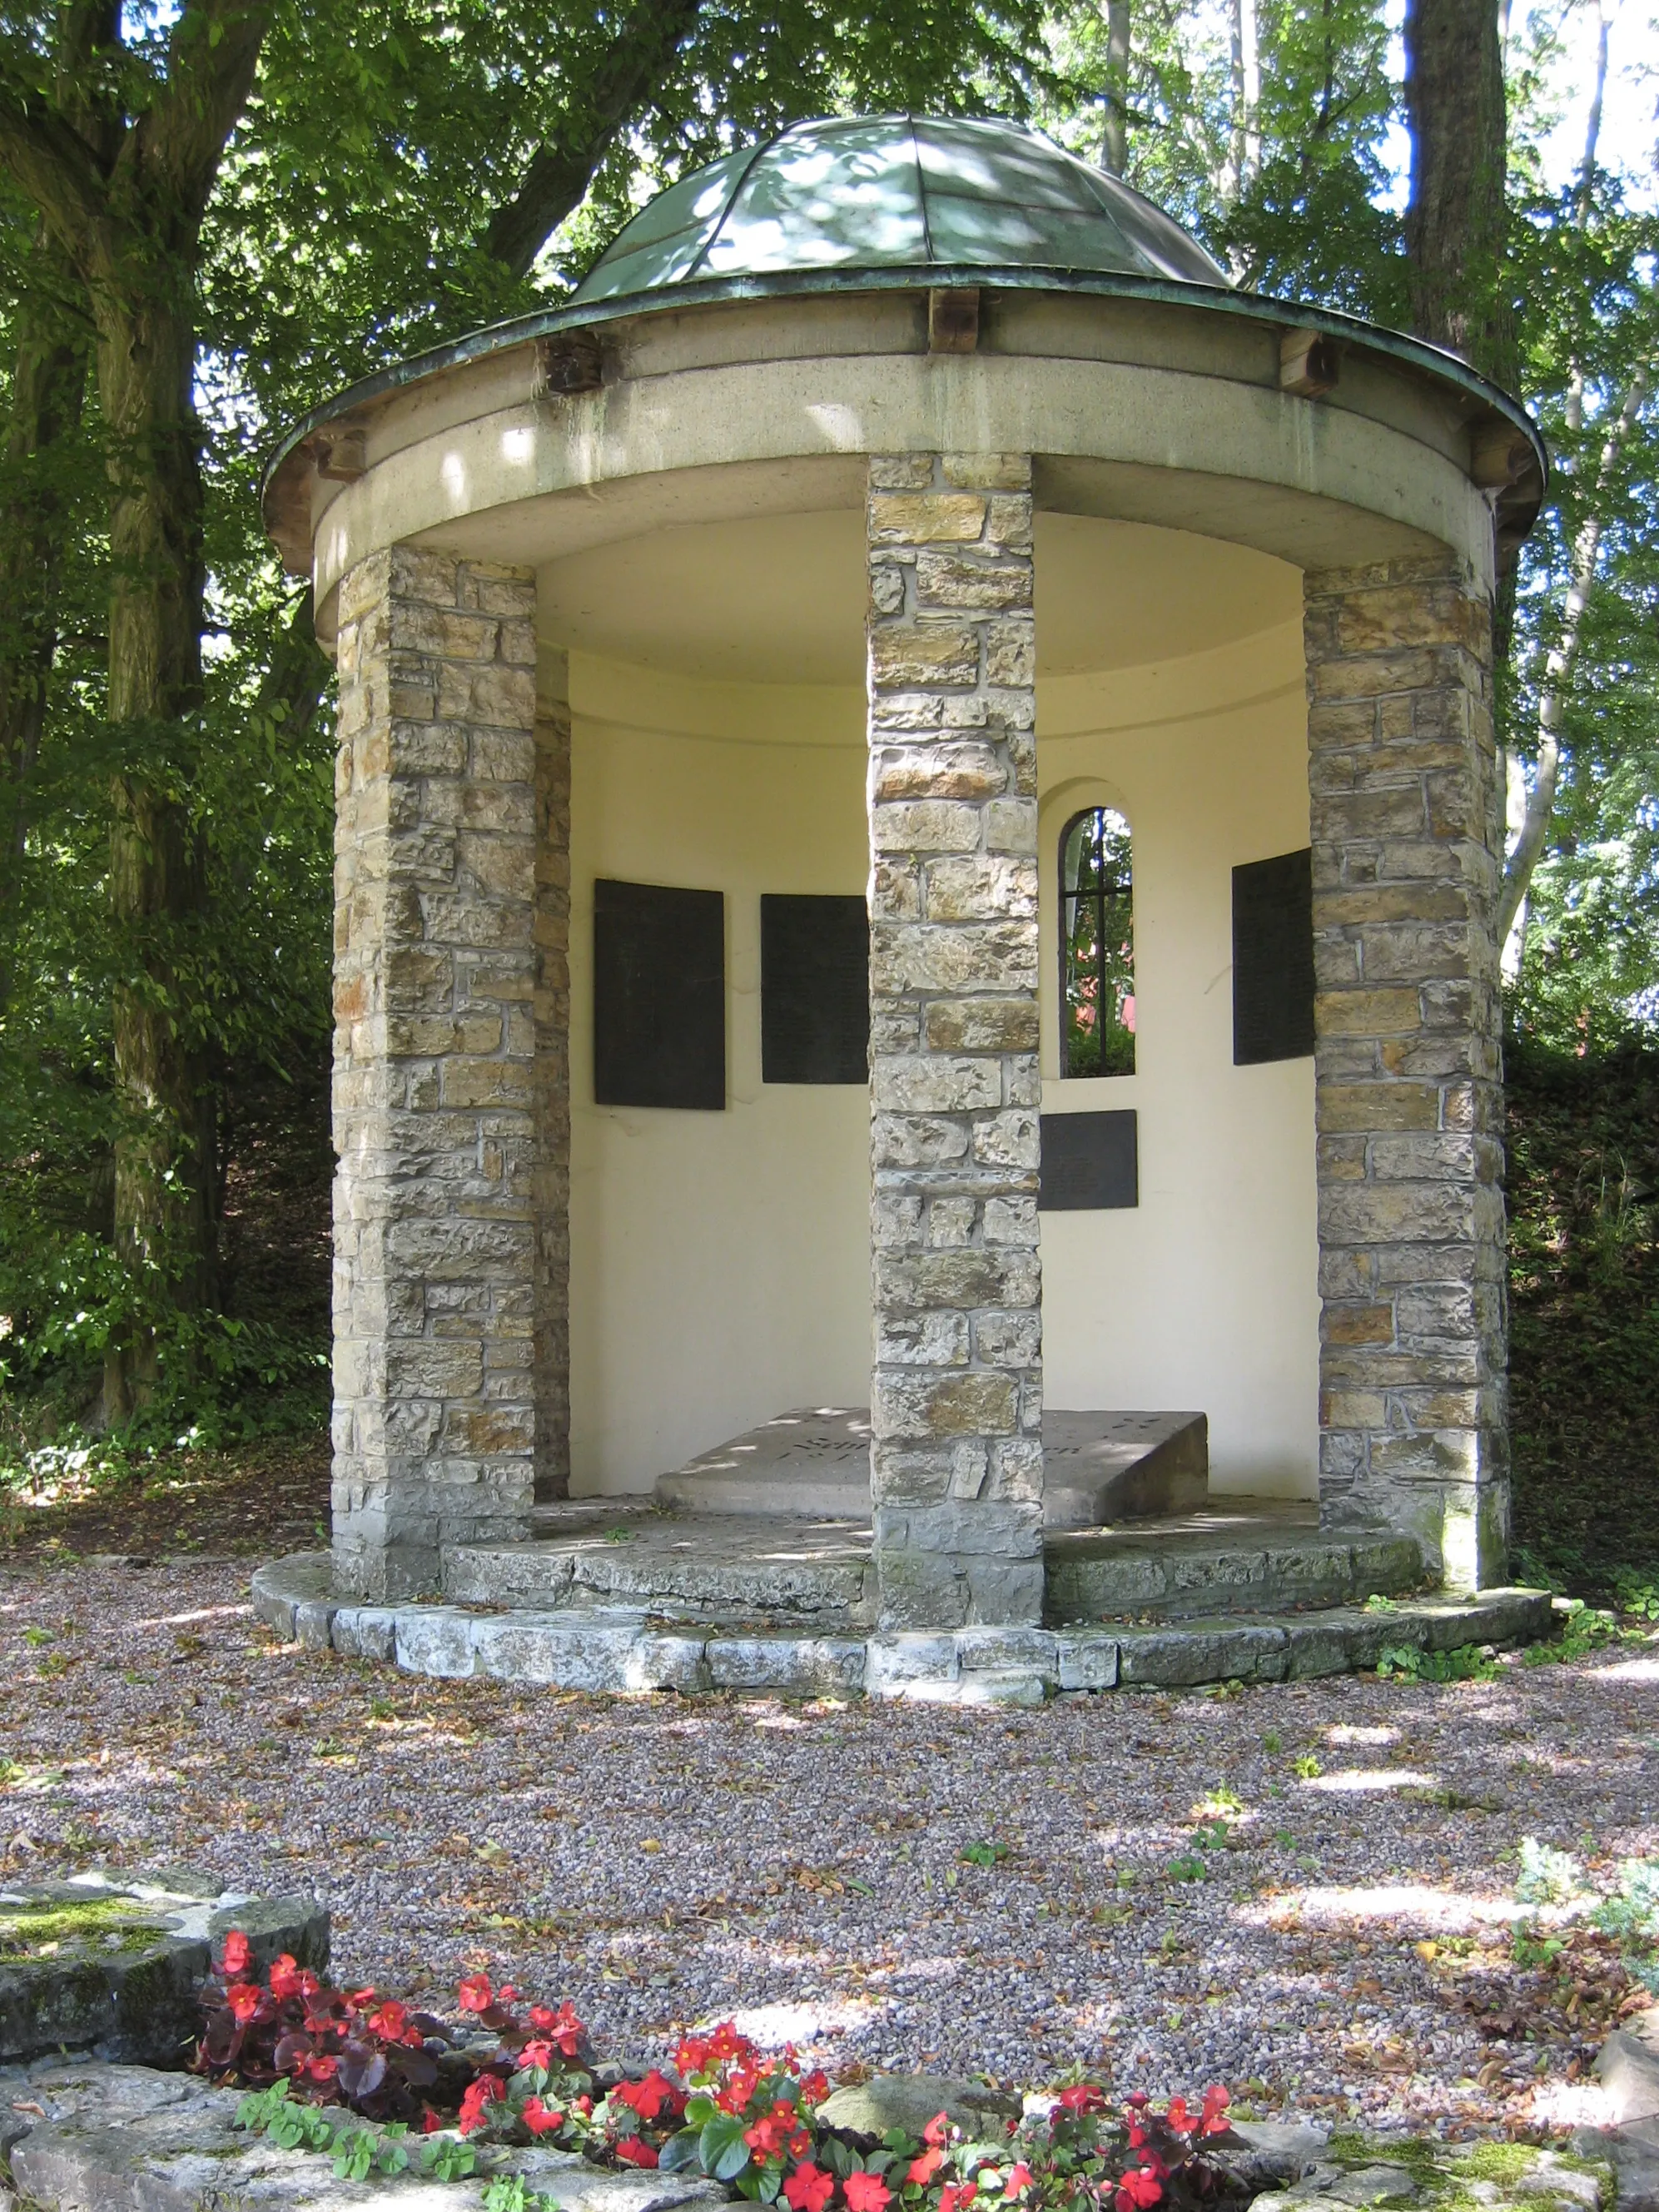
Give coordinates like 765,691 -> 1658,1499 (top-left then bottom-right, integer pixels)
251,1554 -> 1552,1700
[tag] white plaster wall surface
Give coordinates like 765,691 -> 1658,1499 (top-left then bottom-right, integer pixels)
557,519 -> 1318,1501
1037,619 -> 1320,1499
565,653 -> 872,1495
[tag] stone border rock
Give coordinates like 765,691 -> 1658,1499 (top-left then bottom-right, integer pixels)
0,1870 -> 327,2070
0,2051 -> 1626,2212
251,1553 -> 1552,1698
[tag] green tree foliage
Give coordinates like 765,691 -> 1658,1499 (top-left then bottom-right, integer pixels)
0,0 -> 1655,1447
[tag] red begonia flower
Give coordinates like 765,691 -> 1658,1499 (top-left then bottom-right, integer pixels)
1006,2164 -> 1035,2198
615,2070 -> 680,2122
226,1983 -> 262,2024
457,1974 -> 494,2015
1115,2170 -> 1162,2210
783,2165 -> 835,2212
615,2137 -> 659,2169
844,2173 -> 892,2212
908,2148 -> 946,2185
800,2072 -> 830,2109
268,1955 -> 302,2001
369,2001 -> 409,2042
522,2096 -> 564,2136
518,2040 -> 554,2074
1058,2086 -> 1107,2117
1199,2088 -> 1230,2136
458,2077 -> 504,2135
421,2108 -> 443,2135
221,1931 -> 252,1979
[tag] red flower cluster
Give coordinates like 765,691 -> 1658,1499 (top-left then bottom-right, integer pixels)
196,1936 -> 597,2146
1110,2085 -> 1234,2212
202,1932 -> 1239,2212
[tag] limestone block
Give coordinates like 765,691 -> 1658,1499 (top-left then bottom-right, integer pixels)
330,1606 -> 398,1662
1115,1621 -> 1289,1687
864,1633 -> 961,1693
953,1668 -> 1046,1705
469,1613 -> 635,1689
393,1607 -> 479,1678
955,1625 -> 1056,1671
1054,1631 -> 1120,1690
705,1637 -> 866,1693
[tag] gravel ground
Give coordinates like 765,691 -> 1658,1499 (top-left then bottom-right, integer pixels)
3,1559 -> 1656,2138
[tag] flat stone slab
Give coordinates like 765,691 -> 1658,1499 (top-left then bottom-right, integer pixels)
448,1512 -> 877,1624
0,1871 -> 327,2069
652,1406 -> 1208,1528
0,2055 -> 729,2212
251,1553 -> 1552,1699
1045,1512 -> 1423,1623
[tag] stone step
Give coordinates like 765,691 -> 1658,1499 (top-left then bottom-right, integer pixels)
1043,1520 -> 1426,1624
249,1553 -> 1555,1699
445,1501 -> 1413,1628
652,1407 -> 1209,1528
449,1505 -> 876,1624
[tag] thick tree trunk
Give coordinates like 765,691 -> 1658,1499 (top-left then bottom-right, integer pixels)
1403,0 -> 1517,395
97,274 -> 216,1414
0,247 -> 86,1010
1101,0 -> 1130,174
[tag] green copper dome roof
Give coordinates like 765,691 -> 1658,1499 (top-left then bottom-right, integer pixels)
570,115 -> 1230,305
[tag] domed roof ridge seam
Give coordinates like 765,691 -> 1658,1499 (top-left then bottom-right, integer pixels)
683,122 -> 796,284
909,113 -> 938,266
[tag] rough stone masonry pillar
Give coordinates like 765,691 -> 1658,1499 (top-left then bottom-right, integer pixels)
865,453 -> 1044,1629
331,546 -> 569,1598
1304,552 -> 1509,1592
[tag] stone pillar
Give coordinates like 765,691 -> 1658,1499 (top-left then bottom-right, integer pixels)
533,644 -> 573,1500
1304,552 -> 1508,1592
331,546 -> 565,1598
865,453 -> 1044,1629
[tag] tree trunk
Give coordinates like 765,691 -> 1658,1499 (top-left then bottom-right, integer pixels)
1101,0 -> 1130,174
0,241 -> 87,1012
1403,0 -> 1517,394
96,271 -> 217,1415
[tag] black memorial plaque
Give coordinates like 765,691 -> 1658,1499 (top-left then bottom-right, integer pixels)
761,893 -> 870,1085
594,877 -> 725,1110
1233,847 -> 1315,1065
1040,1110 -> 1139,1210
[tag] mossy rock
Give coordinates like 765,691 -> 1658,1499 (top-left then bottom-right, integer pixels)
1251,2136 -> 1612,2212
0,1870 -> 328,2068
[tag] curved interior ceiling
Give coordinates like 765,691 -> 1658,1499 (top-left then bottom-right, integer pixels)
536,510 -> 1302,685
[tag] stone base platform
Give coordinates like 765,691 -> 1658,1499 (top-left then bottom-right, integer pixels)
434,1497 -> 1423,1629
251,1541 -> 1554,1701
654,1407 -> 1208,1528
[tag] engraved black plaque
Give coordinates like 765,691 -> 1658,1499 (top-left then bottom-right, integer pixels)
761,894 -> 870,1085
594,878 -> 725,1110
1040,1110 -> 1139,1210
1233,847 -> 1315,1065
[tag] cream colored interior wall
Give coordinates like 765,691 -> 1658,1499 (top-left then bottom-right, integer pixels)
1037,621 -> 1321,1500
557,514 -> 1319,1501
566,654 -> 872,1495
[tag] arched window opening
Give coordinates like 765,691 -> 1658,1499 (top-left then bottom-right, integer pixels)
1060,806 -> 1135,1077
